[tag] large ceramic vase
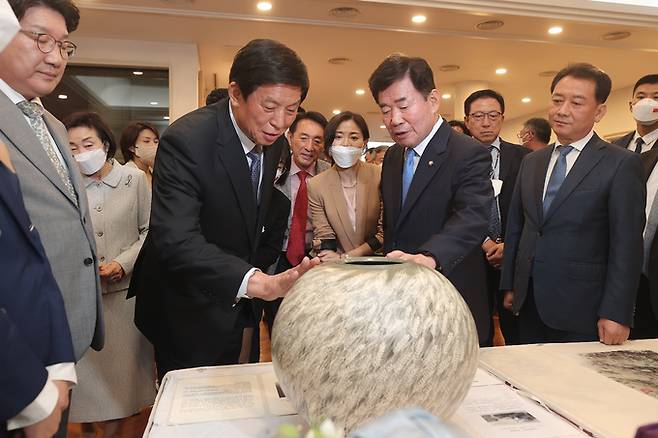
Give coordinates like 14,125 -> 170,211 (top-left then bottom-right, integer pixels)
271,258 -> 478,431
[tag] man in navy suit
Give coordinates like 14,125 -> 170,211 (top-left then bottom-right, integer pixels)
369,55 -> 492,345
501,63 -> 646,345
0,141 -> 75,437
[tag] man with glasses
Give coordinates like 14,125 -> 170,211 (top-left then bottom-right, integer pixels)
0,1 -> 102,435
464,89 -> 530,346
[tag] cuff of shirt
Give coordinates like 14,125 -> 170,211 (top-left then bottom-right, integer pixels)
236,267 -> 260,300
6,379 -> 58,430
48,362 -> 77,385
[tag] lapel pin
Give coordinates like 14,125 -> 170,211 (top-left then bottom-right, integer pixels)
428,161 -> 434,166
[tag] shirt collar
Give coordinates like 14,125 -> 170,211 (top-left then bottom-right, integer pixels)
0,78 -> 44,107
290,157 -> 317,177
410,116 -> 443,157
84,159 -> 121,188
633,128 -> 658,146
228,100 -> 257,155
555,130 -> 594,153
490,136 -> 501,151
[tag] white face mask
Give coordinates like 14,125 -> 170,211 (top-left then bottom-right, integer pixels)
330,145 -> 363,169
74,148 -> 107,175
632,98 -> 658,125
136,144 -> 157,167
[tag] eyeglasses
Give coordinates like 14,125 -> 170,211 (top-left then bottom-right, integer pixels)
468,111 -> 502,122
19,30 -> 77,59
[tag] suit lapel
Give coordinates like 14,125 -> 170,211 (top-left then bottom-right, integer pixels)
543,135 -> 606,223
355,164 -> 370,246
327,167 -> 359,249
0,93 -> 76,205
396,122 -> 449,229
533,146 -> 553,223
255,138 -> 282,245
642,149 -> 658,182
386,146 -> 404,227
499,141 -> 513,181
215,104 -> 257,247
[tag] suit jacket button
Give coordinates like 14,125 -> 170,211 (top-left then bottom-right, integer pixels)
84,257 -> 93,266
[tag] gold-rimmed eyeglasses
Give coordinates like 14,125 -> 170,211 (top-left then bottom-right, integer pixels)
19,29 -> 77,59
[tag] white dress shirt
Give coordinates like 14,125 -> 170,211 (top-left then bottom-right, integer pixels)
542,130 -> 594,200
628,128 -> 658,154
0,79 -> 69,169
0,78 -> 77,430
406,116 -> 443,172
229,102 -> 264,300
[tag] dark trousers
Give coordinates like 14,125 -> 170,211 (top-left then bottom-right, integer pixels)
519,281 -> 598,344
630,275 -> 658,340
263,254 -> 293,335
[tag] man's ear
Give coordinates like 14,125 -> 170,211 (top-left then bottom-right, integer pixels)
228,82 -> 242,106
594,103 -> 607,123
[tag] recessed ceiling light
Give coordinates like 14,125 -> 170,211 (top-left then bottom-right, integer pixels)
329,7 -> 359,18
355,89 -> 365,96
150,101 -> 159,105
133,71 -> 143,76
495,68 -> 508,75
548,26 -> 563,35
380,125 -> 386,129
57,94 -> 67,100
163,116 -> 170,120
602,31 -> 631,40
476,19 -> 504,31
522,97 -> 532,103
441,93 -> 452,99
332,109 -> 341,115
439,64 -> 460,72
412,15 -> 426,24
257,2 -> 272,11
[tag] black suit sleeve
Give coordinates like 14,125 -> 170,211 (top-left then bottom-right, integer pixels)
149,129 -> 252,305
599,152 -> 646,325
418,145 -> 491,274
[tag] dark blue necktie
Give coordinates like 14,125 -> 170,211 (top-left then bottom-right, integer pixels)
488,145 -> 502,240
247,148 -> 261,202
401,148 -> 416,205
543,145 -> 573,214
634,137 -> 645,154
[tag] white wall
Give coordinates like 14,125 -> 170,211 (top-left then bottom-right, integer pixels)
500,85 -> 636,143
73,37 -> 200,123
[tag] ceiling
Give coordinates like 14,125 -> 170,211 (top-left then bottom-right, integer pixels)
73,0 -> 658,140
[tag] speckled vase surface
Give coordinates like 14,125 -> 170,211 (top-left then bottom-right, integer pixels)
271,258 -> 479,431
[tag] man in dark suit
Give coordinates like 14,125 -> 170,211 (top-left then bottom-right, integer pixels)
502,63 -> 646,345
464,89 -> 530,346
631,148 -> 658,339
129,39 -> 319,379
368,55 -> 492,345
0,143 -> 74,438
613,74 -> 658,153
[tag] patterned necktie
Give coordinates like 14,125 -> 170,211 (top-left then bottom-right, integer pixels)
401,148 -> 416,205
634,137 -> 645,154
488,145 -> 502,240
247,148 -> 261,202
543,145 -> 574,215
286,171 -> 309,265
16,100 -> 77,203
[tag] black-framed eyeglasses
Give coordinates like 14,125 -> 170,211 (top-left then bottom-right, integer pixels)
468,111 -> 502,122
19,29 -> 77,59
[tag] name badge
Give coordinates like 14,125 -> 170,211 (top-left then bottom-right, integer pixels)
491,179 -> 503,197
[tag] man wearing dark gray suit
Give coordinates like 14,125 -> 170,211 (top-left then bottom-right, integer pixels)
502,63 -> 646,345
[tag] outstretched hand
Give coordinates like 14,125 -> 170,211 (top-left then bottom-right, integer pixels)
247,256 -> 320,301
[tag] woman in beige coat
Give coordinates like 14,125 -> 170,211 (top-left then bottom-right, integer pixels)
308,111 -> 383,261
64,112 -> 155,437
